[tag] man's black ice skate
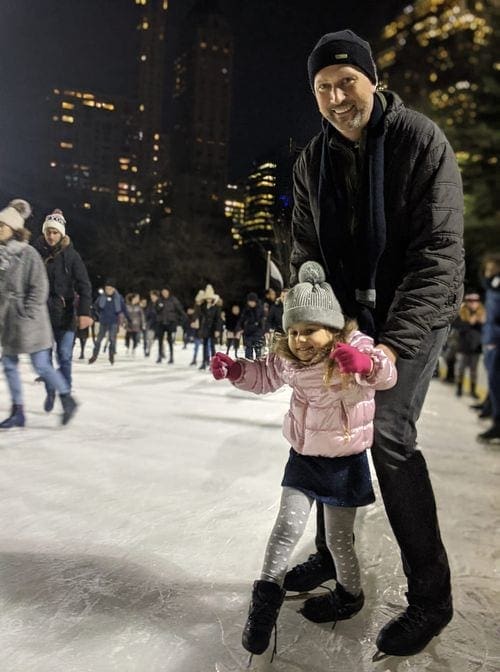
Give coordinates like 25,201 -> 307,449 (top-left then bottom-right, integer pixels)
242,580 -> 285,658
299,583 -> 364,624
375,602 -> 453,657
283,552 -> 336,593
476,423 -> 500,445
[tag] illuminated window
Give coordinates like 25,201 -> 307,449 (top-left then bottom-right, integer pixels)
139,104 -> 145,112
60,142 -> 73,149
61,101 -> 74,110
83,203 -> 91,209
61,115 -> 74,123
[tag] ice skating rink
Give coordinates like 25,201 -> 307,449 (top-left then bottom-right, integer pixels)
0,345 -> 498,672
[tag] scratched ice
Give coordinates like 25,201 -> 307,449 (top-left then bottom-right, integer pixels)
0,345 -> 498,672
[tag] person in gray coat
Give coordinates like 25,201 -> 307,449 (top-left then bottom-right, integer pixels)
283,31 -> 464,657
0,199 -> 78,428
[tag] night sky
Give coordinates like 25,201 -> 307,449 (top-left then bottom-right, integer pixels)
0,0 -> 409,197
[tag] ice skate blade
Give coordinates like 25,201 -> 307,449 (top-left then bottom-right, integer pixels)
372,650 -> 390,662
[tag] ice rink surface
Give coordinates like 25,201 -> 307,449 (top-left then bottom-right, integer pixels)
0,344 -> 498,672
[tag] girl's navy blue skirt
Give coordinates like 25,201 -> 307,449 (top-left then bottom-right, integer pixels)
281,448 -> 375,507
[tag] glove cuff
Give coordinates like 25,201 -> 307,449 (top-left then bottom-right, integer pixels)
227,361 -> 243,381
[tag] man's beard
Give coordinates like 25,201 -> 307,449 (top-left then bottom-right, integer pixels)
328,103 -> 368,130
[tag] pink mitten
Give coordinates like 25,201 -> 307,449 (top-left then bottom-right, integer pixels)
330,343 -> 373,375
210,352 -> 242,381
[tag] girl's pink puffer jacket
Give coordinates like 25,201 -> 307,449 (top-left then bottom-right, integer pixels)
231,331 -> 397,458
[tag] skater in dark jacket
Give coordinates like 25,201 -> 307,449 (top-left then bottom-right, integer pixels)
224,304 -> 241,357
155,286 -> 186,364
285,30 -> 464,657
453,292 -> 485,398
476,254 -> 500,445
198,285 -> 222,369
237,292 -> 265,360
33,209 -> 92,412
89,280 -> 128,365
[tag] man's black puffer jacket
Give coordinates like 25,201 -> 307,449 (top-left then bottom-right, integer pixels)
290,90 -> 465,359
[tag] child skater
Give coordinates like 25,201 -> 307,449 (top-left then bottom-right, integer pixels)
210,262 -> 397,660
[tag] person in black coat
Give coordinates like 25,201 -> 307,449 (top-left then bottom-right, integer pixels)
155,285 -> 186,364
236,292 -> 265,360
33,209 -> 92,412
198,286 -> 222,369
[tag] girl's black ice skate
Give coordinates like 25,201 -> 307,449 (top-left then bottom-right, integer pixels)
242,580 -> 285,658
299,583 -> 364,625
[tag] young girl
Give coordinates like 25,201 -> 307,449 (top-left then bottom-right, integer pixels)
211,261 -> 397,659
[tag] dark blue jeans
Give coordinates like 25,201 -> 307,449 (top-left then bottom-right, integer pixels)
93,323 -> 118,358
46,329 -> 75,391
316,327 -> 452,609
483,345 -> 500,422
244,335 -> 263,360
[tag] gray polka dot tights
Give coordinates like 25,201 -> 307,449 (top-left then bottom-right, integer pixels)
260,487 -> 361,596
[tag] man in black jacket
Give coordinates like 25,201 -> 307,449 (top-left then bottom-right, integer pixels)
284,31 -> 464,657
155,285 -> 186,364
34,209 -> 92,410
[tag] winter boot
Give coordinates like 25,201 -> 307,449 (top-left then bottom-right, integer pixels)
88,355 -> 97,364
283,551 -> 336,593
242,580 -> 285,657
109,351 -> 115,365
469,382 -> 479,399
0,404 -> 25,429
60,394 -> 78,426
376,601 -> 453,656
455,380 -> 463,397
44,390 -> 56,413
189,359 -> 197,366
476,423 -> 500,445
299,583 -> 364,624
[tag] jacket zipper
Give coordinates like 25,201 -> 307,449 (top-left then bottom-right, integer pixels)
340,400 -> 351,444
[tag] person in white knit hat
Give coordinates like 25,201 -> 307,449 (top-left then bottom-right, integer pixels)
33,208 -> 92,413
0,199 -> 78,428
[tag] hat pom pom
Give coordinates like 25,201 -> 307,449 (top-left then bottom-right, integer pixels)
298,261 -> 326,285
9,199 -> 32,221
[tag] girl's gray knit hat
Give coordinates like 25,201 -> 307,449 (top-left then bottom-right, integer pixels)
283,261 -> 345,332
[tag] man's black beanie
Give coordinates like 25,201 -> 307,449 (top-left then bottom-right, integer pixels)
307,29 -> 378,90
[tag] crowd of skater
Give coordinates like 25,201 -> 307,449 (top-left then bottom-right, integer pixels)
79,283 -> 287,369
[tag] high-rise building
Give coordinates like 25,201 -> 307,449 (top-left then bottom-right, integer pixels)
172,0 -> 233,227
48,88 -> 135,213
133,0 -> 169,208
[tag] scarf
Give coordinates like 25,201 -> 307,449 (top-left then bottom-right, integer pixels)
318,92 -> 387,337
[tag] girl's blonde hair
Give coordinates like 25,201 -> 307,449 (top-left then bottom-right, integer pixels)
272,319 -> 358,385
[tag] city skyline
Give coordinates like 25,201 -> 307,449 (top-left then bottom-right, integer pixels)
0,0 -> 410,204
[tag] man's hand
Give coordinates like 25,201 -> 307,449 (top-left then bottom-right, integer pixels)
78,315 -> 93,330
210,352 -> 242,381
330,343 -> 373,375
375,343 -> 398,365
